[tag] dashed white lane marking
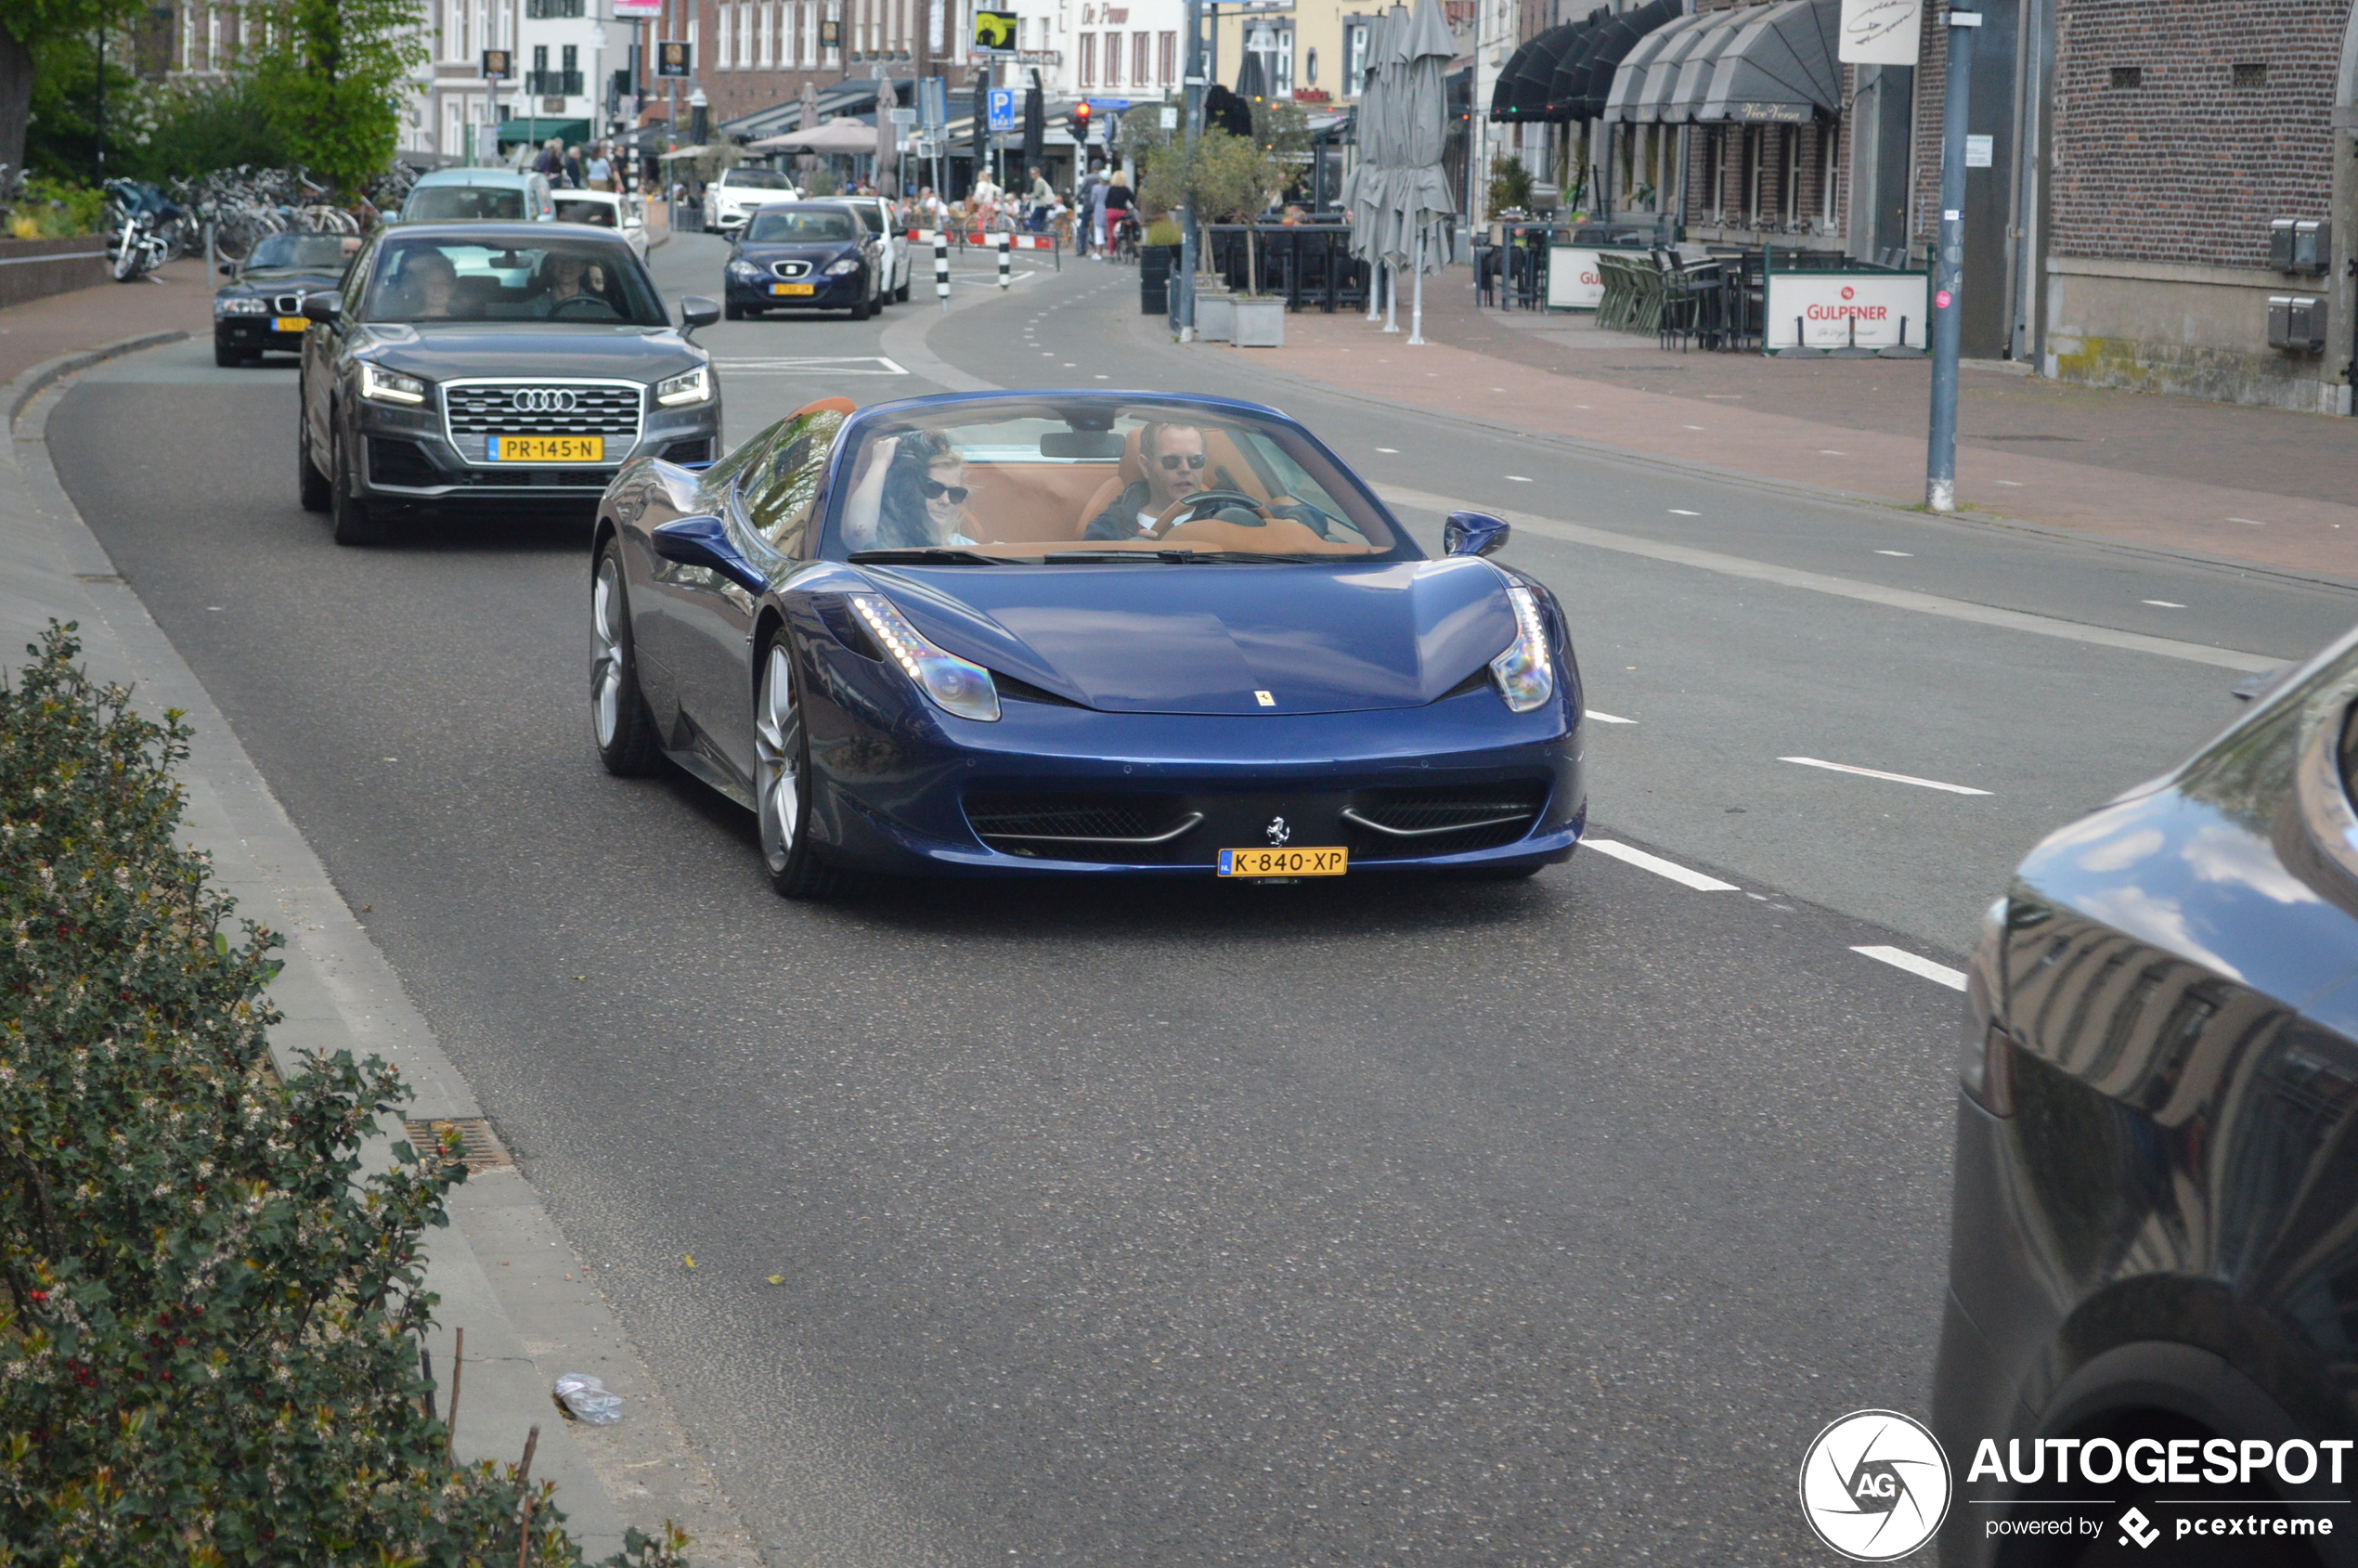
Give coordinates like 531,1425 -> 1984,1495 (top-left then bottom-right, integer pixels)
1374,447 -> 1399,453
1996,479 -> 2026,486
714,355 -> 907,375
1585,839 -> 1739,891
1876,550 -> 1912,557
1853,945 -> 1968,991
2230,517 -> 2267,526
1781,756 -> 1991,796
2143,599 -> 2186,608
1506,474 -> 1533,482
1587,709 -> 1637,724
1668,509 -> 1700,516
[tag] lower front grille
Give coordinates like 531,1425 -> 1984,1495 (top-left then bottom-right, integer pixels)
965,793 -> 1200,862
369,437 -> 442,487
453,466 -> 615,487
662,438 -> 713,463
1342,782 -> 1548,859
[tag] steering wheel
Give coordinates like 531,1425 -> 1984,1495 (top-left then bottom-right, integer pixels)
1145,488 -> 1274,539
547,294 -> 617,319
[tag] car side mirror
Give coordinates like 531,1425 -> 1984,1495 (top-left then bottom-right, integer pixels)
650,516 -> 765,594
217,261 -> 237,277
679,295 -> 721,334
1443,511 -> 1510,558
302,292 -> 343,324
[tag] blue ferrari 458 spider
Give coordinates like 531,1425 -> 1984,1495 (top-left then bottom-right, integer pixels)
589,390 -> 1587,895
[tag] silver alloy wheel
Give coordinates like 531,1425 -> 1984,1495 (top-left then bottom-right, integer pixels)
755,643 -> 800,872
590,555 -> 626,748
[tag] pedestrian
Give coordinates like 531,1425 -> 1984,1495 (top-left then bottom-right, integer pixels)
913,185 -> 947,228
1083,167 -> 1109,261
562,144 -> 585,189
587,143 -> 614,192
536,137 -> 564,181
1026,164 -> 1054,232
970,168 -> 1003,231
1104,168 -> 1134,254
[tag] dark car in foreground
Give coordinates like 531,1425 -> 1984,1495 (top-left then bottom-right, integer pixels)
589,390 -> 1586,896
1935,630 -> 2358,1565
722,203 -> 883,320
213,231 -> 357,366
296,221 -> 719,545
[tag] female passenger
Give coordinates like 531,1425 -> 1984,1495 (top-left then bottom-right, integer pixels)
842,430 -> 981,551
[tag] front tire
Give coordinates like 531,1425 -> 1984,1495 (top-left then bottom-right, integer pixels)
849,294 -> 872,322
754,635 -> 840,899
725,301 -> 745,320
215,342 -> 241,368
590,543 -> 661,775
894,280 -> 911,303
329,421 -> 390,546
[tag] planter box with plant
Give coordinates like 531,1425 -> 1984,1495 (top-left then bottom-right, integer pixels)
0,624 -> 690,1568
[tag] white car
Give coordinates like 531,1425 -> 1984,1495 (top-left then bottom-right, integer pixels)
702,168 -> 800,236
837,195 -> 913,304
551,188 -> 651,261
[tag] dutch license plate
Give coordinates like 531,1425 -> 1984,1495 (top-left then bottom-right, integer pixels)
771,282 -> 816,296
1218,847 -> 1348,878
489,435 -> 603,462
274,316 -> 308,333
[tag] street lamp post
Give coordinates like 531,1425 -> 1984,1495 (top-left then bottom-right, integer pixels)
1179,0 -> 1203,339
1925,9 -> 1978,514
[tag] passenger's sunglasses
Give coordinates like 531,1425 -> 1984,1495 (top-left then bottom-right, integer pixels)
1157,452 -> 1209,471
921,478 -> 971,503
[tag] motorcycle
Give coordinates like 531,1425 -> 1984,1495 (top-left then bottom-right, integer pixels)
105,179 -> 183,282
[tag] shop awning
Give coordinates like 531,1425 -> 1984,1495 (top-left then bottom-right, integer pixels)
1537,14 -> 1609,121
1563,0 -> 1680,122
1599,9 -> 1711,122
496,117 -> 591,147
1693,0 -> 1843,123
1488,21 -> 1577,122
1652,8 -> 1753,120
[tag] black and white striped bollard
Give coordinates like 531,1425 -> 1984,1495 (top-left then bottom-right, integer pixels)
934,231 -> 950,310
996,232 -> 1011,291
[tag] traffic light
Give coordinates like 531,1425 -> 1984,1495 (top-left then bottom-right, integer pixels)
1071,100 -> 1092,141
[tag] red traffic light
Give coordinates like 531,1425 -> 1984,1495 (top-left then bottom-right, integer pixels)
1075,101 -> 1092,125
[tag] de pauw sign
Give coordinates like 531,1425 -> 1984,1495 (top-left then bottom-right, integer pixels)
1764,271 -> 1929,352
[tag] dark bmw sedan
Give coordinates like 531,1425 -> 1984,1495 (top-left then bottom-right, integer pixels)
722,202 -> 881,320
297,222 -> 719,545
1935,629 -> 2358,1565
213,231 -> 358,367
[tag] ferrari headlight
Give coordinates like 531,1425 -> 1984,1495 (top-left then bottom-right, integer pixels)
1489,582 -> 1556,714
653,365 -> 710,407
825,257 -> 861,277
849,593 -> 1001,722
215,295 -> 269,316
359,361 -> 427,406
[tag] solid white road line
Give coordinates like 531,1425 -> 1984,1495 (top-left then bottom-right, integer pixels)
1585,839 -> 1739,891
1587,709 -> 1637,724
1370,484 -> 2282,675
1852,945 -> 1968,991
1781,757 -> 1992,795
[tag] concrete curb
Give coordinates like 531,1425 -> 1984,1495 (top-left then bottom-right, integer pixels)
1,340 -> 763,1567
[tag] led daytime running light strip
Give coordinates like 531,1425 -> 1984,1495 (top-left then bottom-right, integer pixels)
853,595 -> 926,681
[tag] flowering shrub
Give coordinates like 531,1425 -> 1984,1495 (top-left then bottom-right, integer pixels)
0,625 -> 688,1568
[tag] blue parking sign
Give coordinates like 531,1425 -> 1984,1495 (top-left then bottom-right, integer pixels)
987,88 -> 1016,132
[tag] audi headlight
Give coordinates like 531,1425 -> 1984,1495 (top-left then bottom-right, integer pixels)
849,594 -> 1001,722
1489,582 -> 1557,714
359,362 -> 427,406
653,365 -> 710,407
825,257 -> 861,277
214,295 -> 269,316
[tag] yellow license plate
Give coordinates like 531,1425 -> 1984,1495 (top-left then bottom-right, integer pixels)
274,316 -> 308,333
771,282 -> 816,296
489,435 -> 603,462
1218,847 -> 1348,878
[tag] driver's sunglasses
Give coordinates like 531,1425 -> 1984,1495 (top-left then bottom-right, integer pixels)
1157,452 -> 1209,471
921,478 -> 971,503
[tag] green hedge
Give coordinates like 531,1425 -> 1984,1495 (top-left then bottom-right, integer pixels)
0,625 -> 687,1568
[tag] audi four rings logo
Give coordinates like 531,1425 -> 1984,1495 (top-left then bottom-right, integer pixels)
509,388 -> 580,414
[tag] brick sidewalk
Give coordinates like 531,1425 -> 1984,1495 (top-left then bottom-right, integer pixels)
0,259 -> 214,387
1231,269 -> 2358,582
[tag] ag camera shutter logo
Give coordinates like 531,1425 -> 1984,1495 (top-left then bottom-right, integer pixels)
1799,1409 -> 1951,1561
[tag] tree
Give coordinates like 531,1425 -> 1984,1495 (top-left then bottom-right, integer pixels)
1,0 -> 145,178
1137,127 -> 1284,292
246,0 -> 427,199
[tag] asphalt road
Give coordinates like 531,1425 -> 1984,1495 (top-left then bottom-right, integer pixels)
45,231 -> 2357,1566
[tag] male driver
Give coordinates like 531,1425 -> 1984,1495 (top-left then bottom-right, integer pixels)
1083,422 -> 1209,539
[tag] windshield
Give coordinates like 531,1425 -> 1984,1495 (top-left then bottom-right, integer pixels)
747,207 -> 857,242
725,168 -> 795,188
360,236 -> 667,325
405,185 -> 528,222
553,196 -> 617,227
826,400 -> 1412,562
247,232 -> 356,270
